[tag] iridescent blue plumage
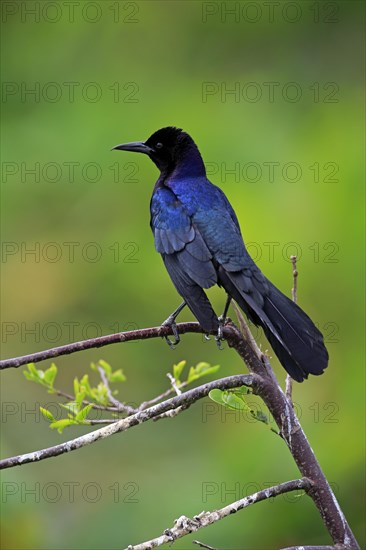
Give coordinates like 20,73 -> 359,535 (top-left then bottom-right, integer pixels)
113,127 -> 328,382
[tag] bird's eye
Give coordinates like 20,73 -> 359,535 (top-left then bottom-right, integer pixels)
155,142 -> 163,149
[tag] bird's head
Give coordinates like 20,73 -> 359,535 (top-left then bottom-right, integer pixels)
112,126 -> 205,176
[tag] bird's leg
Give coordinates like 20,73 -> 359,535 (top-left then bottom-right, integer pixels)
216,295 -> 232,348
161,302 -> 187,348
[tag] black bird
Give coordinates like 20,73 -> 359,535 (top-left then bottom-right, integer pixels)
113,127 -> 328,382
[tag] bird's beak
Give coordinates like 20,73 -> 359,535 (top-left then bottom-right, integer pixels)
111,141 -> 153,155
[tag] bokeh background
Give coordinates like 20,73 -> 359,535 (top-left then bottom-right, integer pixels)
1,1 -> 365,548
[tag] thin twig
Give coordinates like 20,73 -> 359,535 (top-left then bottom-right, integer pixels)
285,255 -> 299,405
291,255 -> 298,303
97,366 -> 135,414
167,373 -> 182,395
138,379 -> 190,411
0,374 -> 254,470
126,479 -> 313,550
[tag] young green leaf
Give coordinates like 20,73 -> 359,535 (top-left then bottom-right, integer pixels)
173,360 -> 186,384
75,390 -> 86,410
208,389 -> 226,406
23,363 -> 42,384
40,407 -> 56,423
44,363 -> 57,390
79,374 -> 92,396
60,402 -> 79,417
223,392 -> 247,411
186,362 -> 220,384
109,369 -> 126,383
49,419 -> 76,434
75,404 -> 93,423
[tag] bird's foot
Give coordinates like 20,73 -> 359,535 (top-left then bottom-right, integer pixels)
161,315 -> 180,349
215,318 -> 226,350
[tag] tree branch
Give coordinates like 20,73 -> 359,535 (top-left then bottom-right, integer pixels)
0,319 -> 359,548
222,317 -> 359,549
282,546 -> 344,550
285,255 -> 298,404
126,478 -> 313,550
0,323 -> 207,370
0,374 -> 254,470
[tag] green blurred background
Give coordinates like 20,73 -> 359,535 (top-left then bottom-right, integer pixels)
1,1 -> 365,548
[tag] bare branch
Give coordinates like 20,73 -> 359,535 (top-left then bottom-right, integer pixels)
126,478 -> 313,550
0,374 -> 254,470
166,372 -> 182,395
285,255 -> 298,404
0,323 -> 210,370
290,255 -> 298,303
97,366 -> 135,415
138,378 -> 191,411
192,540 -> 217,550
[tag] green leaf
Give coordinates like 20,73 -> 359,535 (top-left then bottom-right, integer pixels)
109,369 -> 126,383
73,377 -> 80,396
173,360 -> 186,383
187,362 -> 220,384
234,386 -> 251,396
90,382 -> 109,406
27,363 -> 40,377
23,370 -> 37,382
209,389 -> 226,406
90,362 -> 97,372
223,392 -> 247,411
43,363 -> 57,388
50,419 -> 75,434
186,366 -> 197,383
75,390 -> 86,409
61,402 -> 79,417
40,407 -> 56,423
23,363 -> 43,384
75,404 -> 93,423
79,374 -> 92,396
195,361 -> 210,373
209,389 -> 252,412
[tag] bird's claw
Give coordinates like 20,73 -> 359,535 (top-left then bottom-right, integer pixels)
215,320 -> 225,350
161,317 -> 180,349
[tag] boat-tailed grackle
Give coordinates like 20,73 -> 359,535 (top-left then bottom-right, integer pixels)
113,127 -> 328,382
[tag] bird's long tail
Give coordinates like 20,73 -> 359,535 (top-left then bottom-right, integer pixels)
218,267 -> 329,382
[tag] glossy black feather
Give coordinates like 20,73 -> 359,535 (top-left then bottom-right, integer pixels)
114,127 -> 329,382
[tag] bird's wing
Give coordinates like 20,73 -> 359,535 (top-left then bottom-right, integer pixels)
150,186 -> 217,288
189,183 -> 251,272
